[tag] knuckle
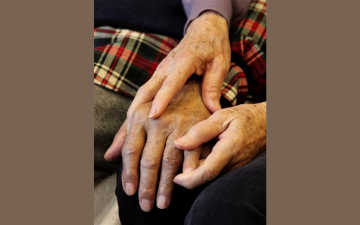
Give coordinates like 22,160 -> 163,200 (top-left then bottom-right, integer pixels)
205,80 -> 223,93
123,168 -> 136,181
137,86 -> 149,98
211,109 -> 225,120
133,104 -> 151,118
192,124 -> 207,137
158,180 -> 173,194
162,154 -> 178,170
163,77 -> 179,89
176,50 -> 190,59
122,147 -> 138,158
138,184 -> 154,197
148,116 -> 171,131
140,156 -> 158,170
201,168 -> 217,182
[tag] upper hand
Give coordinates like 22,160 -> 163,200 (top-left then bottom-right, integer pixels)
173,102 -> 267,189
126,11 -> 230,125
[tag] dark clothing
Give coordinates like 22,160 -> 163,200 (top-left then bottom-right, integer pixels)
94,0 -> 187,39
116,152 -> 266,225
94,85 -> 132,180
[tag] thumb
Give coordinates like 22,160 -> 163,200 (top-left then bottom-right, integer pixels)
174,112 -> 226,150
201,64 -> 227,113
104,118 -> 128,161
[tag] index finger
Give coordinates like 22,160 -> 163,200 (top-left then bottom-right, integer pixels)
173,137 -> 233,189
174,111 -> 228,150
148,58 -> 196,119
126,73 -> 167,126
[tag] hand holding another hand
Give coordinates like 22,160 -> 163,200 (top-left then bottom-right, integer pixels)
126,10 -> 231,124
174,102 -> 267,189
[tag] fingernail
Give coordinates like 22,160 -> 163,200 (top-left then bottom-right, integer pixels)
173,175 -> 182,185
183,166 -> 193,174
174,137 -> 187,146
157,195 -> 169,209
140,199 -> 152,212
125,183 -> 135,195
104,150 -> 109,158
104,148 -> 112,161
148,106 -> 157,118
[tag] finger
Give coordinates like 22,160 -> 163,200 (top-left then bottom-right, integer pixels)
202,61 -> 228,113
156,133 -> 183,209
148,59 -> 196,119
174,112 -> 228,150
174,137 -> 233,189
121,118 -> 146,196
183,146 -> 201,173
126,74 -> 167,130
104,118 -> 128,162
138,130 -> 167,212
200,143 -> 212,159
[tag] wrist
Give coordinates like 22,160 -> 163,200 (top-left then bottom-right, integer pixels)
187,10 -> 228,34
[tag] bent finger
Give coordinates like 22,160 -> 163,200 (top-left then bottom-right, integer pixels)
174,137 -> 233,189
183,146 -> 201,174
174,112 -> 228,150
201,66 -> 227,113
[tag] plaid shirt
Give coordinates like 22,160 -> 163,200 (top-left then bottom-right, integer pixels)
94,0 -> 266,106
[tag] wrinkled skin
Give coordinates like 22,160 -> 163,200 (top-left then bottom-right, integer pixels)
124,11 -> 230,126
174,102 -> 267,189
105,11 -> 230,162
103,10 -> 267,212
110,80 -> 211,212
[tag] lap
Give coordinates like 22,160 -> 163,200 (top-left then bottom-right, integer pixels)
94,84 -> 132,180
185,152 -> 266,225
116,152 -> 266,225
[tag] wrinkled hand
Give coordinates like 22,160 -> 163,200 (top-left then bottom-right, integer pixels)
125,11 -> 230,127
173,102 -> 267,189
104,11 -> 230,164
110,80 -> 211,211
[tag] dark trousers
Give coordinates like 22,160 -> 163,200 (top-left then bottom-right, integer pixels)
94,85 -> 266,224
116,152 -> 266,225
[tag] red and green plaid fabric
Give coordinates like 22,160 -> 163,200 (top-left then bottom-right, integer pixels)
94,0 -> 266,106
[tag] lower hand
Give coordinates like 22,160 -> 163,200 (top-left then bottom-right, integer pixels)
119,80 -> 211,211
173,102 -> 267,189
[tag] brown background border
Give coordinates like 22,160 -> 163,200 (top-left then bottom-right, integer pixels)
0,0 -> 359,224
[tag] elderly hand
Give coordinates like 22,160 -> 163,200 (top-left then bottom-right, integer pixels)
109,79 -> 211,211
173,102 -> 267,189
126,11 -> 230,125
104,11 -> 230,166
